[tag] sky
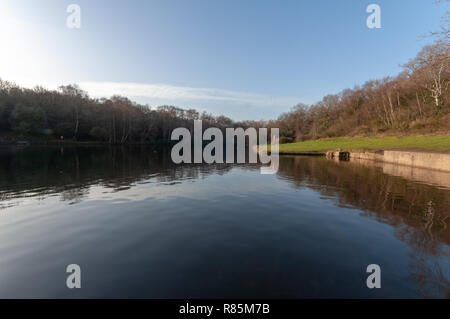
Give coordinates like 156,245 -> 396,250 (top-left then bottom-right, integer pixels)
0,0 -> 446,120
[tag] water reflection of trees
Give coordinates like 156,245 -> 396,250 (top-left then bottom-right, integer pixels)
2,148 -> 449,247
277,156 -> 450,246
0,145 -> 236,208
1,147 -> 449,296
277,156 -> 450,297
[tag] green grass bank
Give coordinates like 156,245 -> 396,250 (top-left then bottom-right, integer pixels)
276,135 -> 450,154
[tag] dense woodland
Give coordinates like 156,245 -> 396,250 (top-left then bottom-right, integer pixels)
0,40 -> 449,144
276,40 -> 450,143
0,81 -> 241,144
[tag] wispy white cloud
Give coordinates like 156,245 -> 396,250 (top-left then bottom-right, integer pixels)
79,81 -> 299,110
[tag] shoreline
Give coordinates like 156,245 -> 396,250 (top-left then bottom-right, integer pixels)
5,140 -> 450,173
274,135 -> 450,173
325,149 -> 450,173
265,148 -> 450,173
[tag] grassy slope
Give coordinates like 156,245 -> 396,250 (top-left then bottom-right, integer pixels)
277,135 -> 450,153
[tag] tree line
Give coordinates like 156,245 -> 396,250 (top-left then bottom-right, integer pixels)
275,40 -> 449,143
0,40 -> 448,144
0,80 -> 246,143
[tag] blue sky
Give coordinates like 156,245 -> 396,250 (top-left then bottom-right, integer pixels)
0,0 -> 446,120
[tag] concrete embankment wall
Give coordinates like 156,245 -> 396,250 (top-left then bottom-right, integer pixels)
349,150 -> 450,173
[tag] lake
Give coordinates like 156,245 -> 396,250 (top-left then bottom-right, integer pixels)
0,145 -> 449,298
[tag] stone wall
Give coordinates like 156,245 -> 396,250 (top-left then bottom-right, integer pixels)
349,150 -> 450,173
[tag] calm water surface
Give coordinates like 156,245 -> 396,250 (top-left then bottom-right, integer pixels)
0,145 -> 449,298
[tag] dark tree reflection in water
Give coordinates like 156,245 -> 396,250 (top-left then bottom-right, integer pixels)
278,156 -> 450,298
